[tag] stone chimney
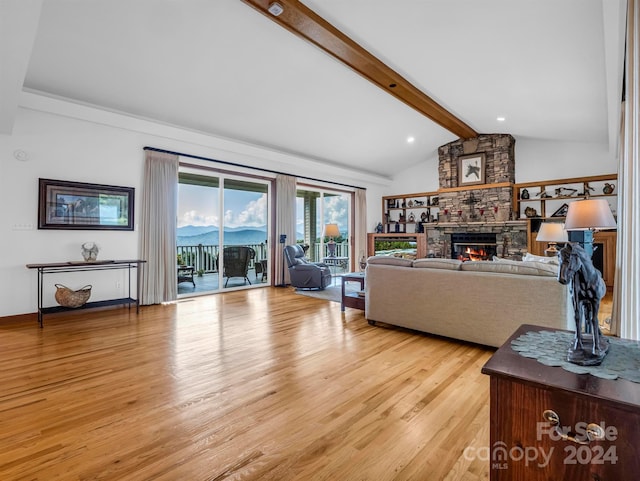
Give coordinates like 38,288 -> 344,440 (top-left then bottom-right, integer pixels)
438,134 -> 515,221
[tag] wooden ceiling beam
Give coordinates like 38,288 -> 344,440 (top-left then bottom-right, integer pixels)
241,0 -> 478,139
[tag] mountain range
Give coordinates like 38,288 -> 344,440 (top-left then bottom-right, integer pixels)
177,225 -> 268,246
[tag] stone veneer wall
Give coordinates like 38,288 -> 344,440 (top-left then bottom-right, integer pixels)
426,134 -> 526,260
438,134 -> 515,222
424,222 -> 528,259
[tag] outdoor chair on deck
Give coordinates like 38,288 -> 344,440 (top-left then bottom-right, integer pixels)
284,244 -> 331,290
223,246 -> 255,287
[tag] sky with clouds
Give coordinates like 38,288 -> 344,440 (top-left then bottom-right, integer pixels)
179,183 -> 349,236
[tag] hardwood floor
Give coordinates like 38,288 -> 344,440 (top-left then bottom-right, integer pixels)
0,288 -> 494,480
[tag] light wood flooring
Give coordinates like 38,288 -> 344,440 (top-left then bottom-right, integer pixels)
1,287 -> 496,480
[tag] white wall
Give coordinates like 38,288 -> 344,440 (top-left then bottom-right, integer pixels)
0,93 -> 390,317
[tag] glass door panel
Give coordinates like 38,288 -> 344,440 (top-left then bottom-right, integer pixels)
221,178 -> 269,290
177,173 -> 220,295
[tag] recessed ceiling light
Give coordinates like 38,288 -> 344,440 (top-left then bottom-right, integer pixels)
407,136 -> 415,143
496,116 -> 506,122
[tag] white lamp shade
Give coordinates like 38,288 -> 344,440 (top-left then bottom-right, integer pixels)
536,222 -> 568,242
323,223 -> 340,238
564,199 -> 616,231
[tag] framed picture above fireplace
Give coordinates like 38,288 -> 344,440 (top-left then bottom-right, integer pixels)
458,154 -> 486,187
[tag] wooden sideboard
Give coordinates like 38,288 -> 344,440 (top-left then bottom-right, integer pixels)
366,232 -> 427,258
482,324 -> 640,480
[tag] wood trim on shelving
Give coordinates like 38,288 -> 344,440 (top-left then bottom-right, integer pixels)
437,182 -> 512,194
514,173 -> 616,189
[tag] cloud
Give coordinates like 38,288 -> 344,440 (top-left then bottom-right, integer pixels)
235,195 -> 267,227
179,210 -> 218,227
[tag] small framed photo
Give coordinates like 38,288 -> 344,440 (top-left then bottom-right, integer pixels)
458,154 -> 486,186
38,178 -> 135,230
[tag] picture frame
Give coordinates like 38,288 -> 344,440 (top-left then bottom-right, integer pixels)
551,203 -> 569,218
38,178 -> 134,230
458,154 -> 486,186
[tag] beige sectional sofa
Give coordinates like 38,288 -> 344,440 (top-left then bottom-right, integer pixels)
364,256 -> 573,348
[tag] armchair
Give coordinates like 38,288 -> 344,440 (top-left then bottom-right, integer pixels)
284,244 -> 332,290
222,246 -> 255,287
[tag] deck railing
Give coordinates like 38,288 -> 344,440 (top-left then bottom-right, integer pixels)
176,243 -> 268,273
177,241 -> 348,273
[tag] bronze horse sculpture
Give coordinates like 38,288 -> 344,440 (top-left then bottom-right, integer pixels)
557,242 -> 608,365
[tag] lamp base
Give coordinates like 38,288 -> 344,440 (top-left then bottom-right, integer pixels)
327,241 -> 336,257
544,242 -> 559,257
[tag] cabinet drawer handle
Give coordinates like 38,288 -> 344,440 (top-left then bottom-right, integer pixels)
542,410 -> 605,444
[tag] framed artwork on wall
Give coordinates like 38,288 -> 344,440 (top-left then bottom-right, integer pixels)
458,154 -> 486,187
38,178 -> 135,230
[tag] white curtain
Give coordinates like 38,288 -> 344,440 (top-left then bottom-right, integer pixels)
140,150 -> 179,304
274,174 -> 297,286
612,0 -> 640,340
354,188 -> 368,264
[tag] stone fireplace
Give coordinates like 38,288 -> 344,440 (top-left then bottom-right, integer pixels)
425,133 -> 528,259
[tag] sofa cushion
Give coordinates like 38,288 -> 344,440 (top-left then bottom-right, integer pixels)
413,258 -> 462,270
366,256 -> 414,267
523,252 -> 559,265
461,259 -> 558,277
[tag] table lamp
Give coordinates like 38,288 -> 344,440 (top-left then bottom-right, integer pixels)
564,199 -> 616,257
535,222 -> 568,256
323,223 -> 340,257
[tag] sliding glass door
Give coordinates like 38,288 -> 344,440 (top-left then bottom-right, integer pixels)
296,188 -> 351,275
177,170 -> 270,295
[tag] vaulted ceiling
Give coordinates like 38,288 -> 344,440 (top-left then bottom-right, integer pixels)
2,0 -> 627,179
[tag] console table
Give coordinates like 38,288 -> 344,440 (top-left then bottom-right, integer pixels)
482,324 -> 640,480
26,259 -> 146,327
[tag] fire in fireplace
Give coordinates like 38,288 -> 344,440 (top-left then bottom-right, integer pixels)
451,233 -> 497,261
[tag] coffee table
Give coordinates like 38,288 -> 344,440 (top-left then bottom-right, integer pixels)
341,272 -> 365,312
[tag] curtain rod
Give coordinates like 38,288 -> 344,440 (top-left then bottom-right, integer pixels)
143,146 -> 365,191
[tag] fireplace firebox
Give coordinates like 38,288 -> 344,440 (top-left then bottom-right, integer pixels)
451,233 -> 497,261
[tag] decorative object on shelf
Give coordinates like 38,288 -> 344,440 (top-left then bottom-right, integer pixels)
603,182 -> 615,194
535,222 -> 568,256
323,223 -> 340,257
457,153 -> 486,186
401,199 -> 406,208
408,213 -> 415,222
375,222 -> 383,233
38,178 -> 135,231
54,283 -> 92,308
551,203 -> 569,217
578,182 -> 595,196
81,242 -> 99,262
431,196 -> 439,206
413,199 -> 424,206
558,243 -> 608,366
407,200 -> 414,208
524,206 -> 538,218
520,188 -> 530,199
398,213 -> 406,223
555,187 -> 578,197
359,252 -> 367,271
420,211 -> 428,222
